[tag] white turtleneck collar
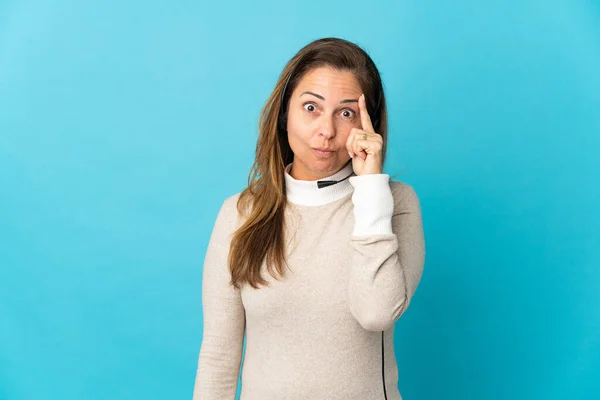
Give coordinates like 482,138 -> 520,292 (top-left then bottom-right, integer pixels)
284,161 -> 355,206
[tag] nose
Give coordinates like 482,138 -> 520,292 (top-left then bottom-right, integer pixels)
318,114 -> 336,139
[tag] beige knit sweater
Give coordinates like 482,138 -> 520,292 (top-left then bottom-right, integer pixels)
193,161 -> 425,400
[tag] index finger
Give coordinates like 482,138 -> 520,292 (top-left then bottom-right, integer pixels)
358,93 -> 374,133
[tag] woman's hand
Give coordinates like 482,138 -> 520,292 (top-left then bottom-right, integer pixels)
346,93 -> 383,176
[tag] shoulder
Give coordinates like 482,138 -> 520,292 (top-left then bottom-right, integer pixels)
389,179 -> 418,197
221,191 -> 243,212
211,191 -> 244,234
389,179 -> 421,211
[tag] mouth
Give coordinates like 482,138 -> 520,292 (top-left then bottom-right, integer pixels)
312,148 -> 335,158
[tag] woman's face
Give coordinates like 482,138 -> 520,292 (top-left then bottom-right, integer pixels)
285,66 -> 363,181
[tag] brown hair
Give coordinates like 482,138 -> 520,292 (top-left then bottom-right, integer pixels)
228,37 -> 390,290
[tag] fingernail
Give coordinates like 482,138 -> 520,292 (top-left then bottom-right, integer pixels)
349,151 -> 353,158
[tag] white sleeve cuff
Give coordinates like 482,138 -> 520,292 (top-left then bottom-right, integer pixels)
348,174 -> 394,236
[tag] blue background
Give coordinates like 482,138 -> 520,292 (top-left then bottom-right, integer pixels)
1,1 -> 599,399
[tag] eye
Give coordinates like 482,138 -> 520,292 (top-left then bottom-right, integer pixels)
303,102 -> 317,112
341,109 -> 356,119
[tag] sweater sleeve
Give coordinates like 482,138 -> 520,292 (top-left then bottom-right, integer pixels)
192,197 -> 246,400
346,174 -> 425,332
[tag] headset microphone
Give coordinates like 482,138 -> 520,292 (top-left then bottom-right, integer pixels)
316,159 -> 355,189
316,171 -> 355,189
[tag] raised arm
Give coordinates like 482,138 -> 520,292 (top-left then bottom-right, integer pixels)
346,175 -> 425,331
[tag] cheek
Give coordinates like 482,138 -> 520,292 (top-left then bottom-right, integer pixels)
285,106 -> 299,129
346,115 -> 361,128
288,109 -> 314,132
338,119 -> 359,138
286,121 -> 310,151
286,112 -> 313,140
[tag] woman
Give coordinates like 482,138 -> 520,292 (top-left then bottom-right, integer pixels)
193,37 -> 425,400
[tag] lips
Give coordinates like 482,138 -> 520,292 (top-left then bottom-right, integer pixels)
312,148 -> 336,158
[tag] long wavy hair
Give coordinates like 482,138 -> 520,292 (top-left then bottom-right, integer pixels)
228,37 -> 389,290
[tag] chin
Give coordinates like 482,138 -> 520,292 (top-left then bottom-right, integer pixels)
311,158 -> 345,174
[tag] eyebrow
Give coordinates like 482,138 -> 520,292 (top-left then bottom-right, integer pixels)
300,91 -> 358,104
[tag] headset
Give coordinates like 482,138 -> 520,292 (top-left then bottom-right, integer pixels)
277,59 -> 389,399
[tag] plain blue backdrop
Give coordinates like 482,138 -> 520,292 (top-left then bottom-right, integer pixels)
1,0 -> 599,399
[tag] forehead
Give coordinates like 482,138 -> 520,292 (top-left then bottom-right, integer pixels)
293,66 -> 362,98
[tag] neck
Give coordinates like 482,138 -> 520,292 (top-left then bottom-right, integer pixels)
284,161 -> 354,206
